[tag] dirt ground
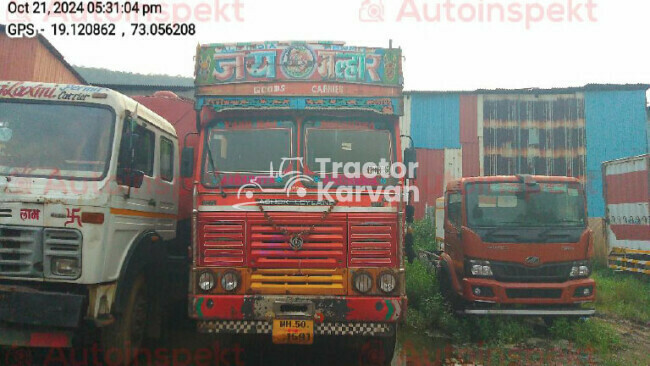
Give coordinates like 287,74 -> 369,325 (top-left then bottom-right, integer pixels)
393,314 -> 650,366
2,313 -> 649,366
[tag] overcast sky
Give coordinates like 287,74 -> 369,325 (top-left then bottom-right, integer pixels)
4,0 -> 650,92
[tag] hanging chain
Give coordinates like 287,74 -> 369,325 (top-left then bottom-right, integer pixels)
257,201 -> 338,241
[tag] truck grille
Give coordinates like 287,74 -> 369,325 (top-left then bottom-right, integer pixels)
0,209 -> 12,218
491,262 -> 572,283
0,225 -> 42,277
199,221 -> 246,267
349,222 -> 396,267
506,288 -> 563,299
250,221 -> 346,268
249,268 -> 346,295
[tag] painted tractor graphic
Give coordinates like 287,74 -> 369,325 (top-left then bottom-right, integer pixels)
237,157 -> 315,199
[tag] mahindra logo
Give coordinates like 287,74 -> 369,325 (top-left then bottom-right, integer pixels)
525,256 -> 541,266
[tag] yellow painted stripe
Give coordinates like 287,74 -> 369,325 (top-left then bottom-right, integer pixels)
110,208 -> 176,220
609,257 -> 649,266
608,264 -> 650,275
611,248 -> 650,256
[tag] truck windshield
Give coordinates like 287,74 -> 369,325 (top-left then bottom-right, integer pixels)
304,121 -> 392,175
0,101 -> 114,180
202,122 -> 293,186
466,182 -> 587,228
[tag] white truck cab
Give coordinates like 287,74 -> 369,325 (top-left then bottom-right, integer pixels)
0,81 -> 180,358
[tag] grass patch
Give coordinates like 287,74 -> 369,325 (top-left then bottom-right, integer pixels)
592,267 -> 650,323
549,317 -> 621,354
411,218 -> 439,252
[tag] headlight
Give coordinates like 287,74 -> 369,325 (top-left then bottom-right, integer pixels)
570,261 -> 591,278
51,257 -> 81,277
468,260 -> 493,277
378,272 -> 397,293
353,272 -> 373,293
221,271 -> 239,292
198,271 -> 216,292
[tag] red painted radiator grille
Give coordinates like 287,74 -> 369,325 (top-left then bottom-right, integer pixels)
348,222 -> 397,267
199,221 -> 245,266
249,222 -> 346,268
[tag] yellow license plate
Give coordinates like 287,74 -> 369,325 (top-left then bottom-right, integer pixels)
272,319 -> 314,345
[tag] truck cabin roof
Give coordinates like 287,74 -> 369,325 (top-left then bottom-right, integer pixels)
446,175 -> 583,192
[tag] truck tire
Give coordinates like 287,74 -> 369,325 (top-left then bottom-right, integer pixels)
358,334 -> 396,366
438,268 -> 463,313
101,274 -> 148,366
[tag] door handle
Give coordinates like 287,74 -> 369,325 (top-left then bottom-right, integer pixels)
148,199 -> 157,207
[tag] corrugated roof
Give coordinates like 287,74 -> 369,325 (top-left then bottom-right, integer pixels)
75,66 -> 194,87
0,24 -> 87,84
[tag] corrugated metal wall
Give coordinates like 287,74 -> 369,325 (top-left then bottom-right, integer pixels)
408,93 -> 461,149
585,90 -> 648,216
482,94 -> 587,179
0,33 -> 82,84
404,88 -> 649,220
412,149 -> 445,219
460,95 -> 481,177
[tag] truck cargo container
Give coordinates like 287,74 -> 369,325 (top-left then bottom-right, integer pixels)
603,154 -> 650,274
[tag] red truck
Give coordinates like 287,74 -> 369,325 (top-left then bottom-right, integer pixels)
437,175 -> 596,317
179,41 -> 414,363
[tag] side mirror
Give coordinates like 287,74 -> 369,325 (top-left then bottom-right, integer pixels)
181,147 -> 195,178
403,148 -> 417,180
117,168 -> 145,189
405,204 -> 415,224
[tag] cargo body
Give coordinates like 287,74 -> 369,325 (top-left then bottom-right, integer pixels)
437,175 -> 596,316
603,154 -> 650,274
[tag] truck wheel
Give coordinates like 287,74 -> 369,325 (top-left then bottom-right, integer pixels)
358,334 -> 396,366
438,268 -> 463,313
102,274 -> 148,366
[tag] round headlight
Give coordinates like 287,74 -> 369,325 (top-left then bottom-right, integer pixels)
353,272 -> 373,293
221,271 -> 239,292
378,272 -> 397,293
198,271 -> 216,292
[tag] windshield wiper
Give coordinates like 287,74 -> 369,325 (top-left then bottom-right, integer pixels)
205,143 -> 227,198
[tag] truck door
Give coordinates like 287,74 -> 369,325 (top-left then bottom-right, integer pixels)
444,191 -> 464,280
155,135 -> 178,240
117,121 -> 157,213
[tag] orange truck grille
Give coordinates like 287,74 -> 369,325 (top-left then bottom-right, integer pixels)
249,268 -> 346,295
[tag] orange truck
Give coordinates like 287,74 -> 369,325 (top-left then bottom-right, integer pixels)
182,41 -> 414,363
437,175 -> 596,317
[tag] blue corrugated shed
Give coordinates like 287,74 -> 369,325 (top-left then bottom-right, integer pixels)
585,90 -> 649,217
409,93 -> 461,149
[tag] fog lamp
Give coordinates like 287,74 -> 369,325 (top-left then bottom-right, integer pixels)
353,272 -> 373,293
378,272 -> 397,293
52,257 -> 80,277
221,271 -> 239,292
198,271 -> 216,292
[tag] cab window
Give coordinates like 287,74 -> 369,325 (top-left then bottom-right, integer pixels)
160,137 -> 174,182
132,125 -> 155,176
117,121 -> 155,177
447,192 -> 462,229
